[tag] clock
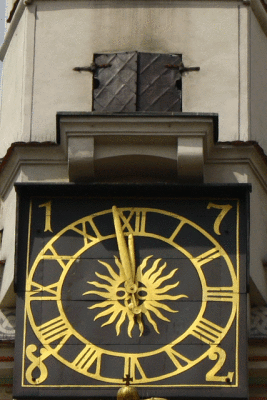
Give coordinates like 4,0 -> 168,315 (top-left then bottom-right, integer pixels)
14,183 -> 249,399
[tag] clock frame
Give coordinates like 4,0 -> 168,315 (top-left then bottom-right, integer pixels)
13,183 -> 250,400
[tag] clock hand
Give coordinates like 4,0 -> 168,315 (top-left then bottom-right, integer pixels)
112,206 -> 137,294
128,234 -> 136,283
112,206 -> 141,315
127,234 -> 142,315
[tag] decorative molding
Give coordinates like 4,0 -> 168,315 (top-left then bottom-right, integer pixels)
250,306 -> 267,337
0,377 -> 12,386
0,142 -> 67,199
58,113 -> 217,183
0,309 -> 15,341
1,119 -> 267,198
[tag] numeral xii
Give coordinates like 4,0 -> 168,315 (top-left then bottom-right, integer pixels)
119,209 -> 147,234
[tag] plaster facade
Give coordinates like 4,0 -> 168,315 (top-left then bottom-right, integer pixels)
0,0 -> 253,158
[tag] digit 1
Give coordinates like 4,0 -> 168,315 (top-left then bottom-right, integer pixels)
39,201 -> 53,232
207,203 -> 233,235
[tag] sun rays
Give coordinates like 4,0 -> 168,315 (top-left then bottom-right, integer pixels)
83,256 -> 187,337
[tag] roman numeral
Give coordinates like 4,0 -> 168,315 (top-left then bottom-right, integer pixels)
169,220 -> 186,242
41,244 -> 72,269
37,316 -> 71,345
194,247 -> 222,268
165,347 -> 191,370
28,282 -> 59,300
124,356 -> 147,381
72,345 -> 102,375
191,318 -> 224,344
204,287 -> 236,302
118,209 -> 147,235
71,219 -> 103,246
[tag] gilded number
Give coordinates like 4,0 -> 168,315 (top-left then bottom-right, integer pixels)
194,247 -> 222,268
72,219 -> 103,246
165,347 -> 190,370
124,356 -> 147,381
39,201 -> 53,232
117,209 -> 147,235
25,344 -> 50,384
204,287 -> 236,302
169,220 -> 186,242
72,345 -> 102,375
191,318 -> 224,344
206,347 -> 234,382
29,282 -> 59,300
207,203 -> 233,235
37,316 -> 71,345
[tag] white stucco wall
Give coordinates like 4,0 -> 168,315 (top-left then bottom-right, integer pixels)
31,1 -> 247,143
250,11 -> 267,154
0,1 -> 251,158
0,11 -> 26,158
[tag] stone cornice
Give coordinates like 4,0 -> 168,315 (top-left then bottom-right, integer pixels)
0,142 -> 67,199
57,113 -> 217,183
0,126 -> 267,199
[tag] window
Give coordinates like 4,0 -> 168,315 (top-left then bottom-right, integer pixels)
93,52 -> 182,112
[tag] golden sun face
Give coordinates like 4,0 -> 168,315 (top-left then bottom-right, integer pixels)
83,255 -> 187,338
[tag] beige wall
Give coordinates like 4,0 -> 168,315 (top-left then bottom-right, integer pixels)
250,11 -> 267,154
0,1 -> 251,157
0,12 -> 26,158
31,1 -> 247,143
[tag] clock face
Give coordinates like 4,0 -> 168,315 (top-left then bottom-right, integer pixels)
14,184 -> 249,399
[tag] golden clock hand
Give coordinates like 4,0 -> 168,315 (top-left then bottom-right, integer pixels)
128,234 -> 136,282
112,207 -> 141,315
127,234 -> 142,315
112,206 -> 136,294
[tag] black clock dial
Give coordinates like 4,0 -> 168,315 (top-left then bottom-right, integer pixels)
14,184 -> 249,400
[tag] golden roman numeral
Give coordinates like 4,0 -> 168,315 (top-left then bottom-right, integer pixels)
165,347 -> 191,370
204,287 -> 236,302
28,282 -> 59,300
124,356 -> 147,382
72,218 -> 103,246
191,318 -> 224,344
41,244 -> 72,269
169,220 -> 186,242
72,345 -> 102,375
118,209 -> 147,235
194,247 -> 222,268
37,316 -> 71,345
